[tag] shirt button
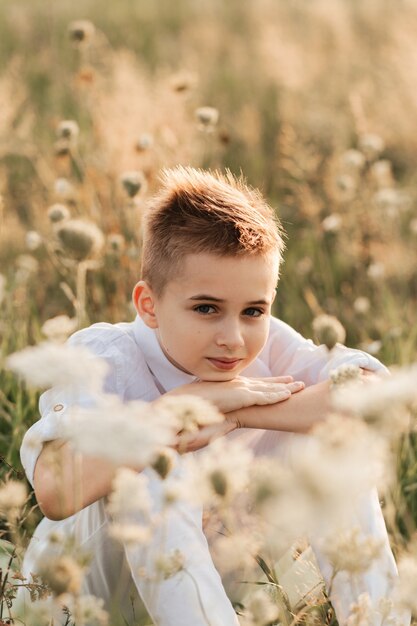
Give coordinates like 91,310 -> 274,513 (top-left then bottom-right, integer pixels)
53,404 -> 64,412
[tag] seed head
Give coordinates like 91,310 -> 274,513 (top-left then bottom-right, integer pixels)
47,203 -> 71,224
151,448 -> 176,480
322,214 -> 342,233
39,555 -> 83,596
195,106 -> 219,131
341,149 -> 366,171
25,230 -> 42,251
312,314 -> 346,350
135,133 -> 154,151
209,469 -> 228,498
353,296 -> 370,315
0,480 -> 27,520
120,170 -> 147,198
68,20 -> 95,44
56,219 -> 104,261
359,133 -> 385,160
56,120 -> 80,141
107,233 -> 125,255
54,178 -> 75,201
155,549 -> 185,579
41,315 -> 78,343
170,70 -> 197,92
330,364 -> 362,387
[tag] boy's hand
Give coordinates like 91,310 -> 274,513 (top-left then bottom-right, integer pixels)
167,375 -> 305,414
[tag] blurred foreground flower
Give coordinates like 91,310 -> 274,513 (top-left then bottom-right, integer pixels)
182,438 -> 253,505
346,593 -> 373,626
330,363 -> 361,387
107,468 -> 152,518
156,394 -> 224,433
38,555 -> 83,597
322,526 -> 383,575
41,315 -> 78,343
242,589 -> 281,626
312,314 -> 346,350
394,551 -> 417,616
332,364 -> 417,435
62,397 -> 177,466
258,416 -> 389,547
155,549 -> 185,579
6,342 -> 109,392
56,219 -> 104,261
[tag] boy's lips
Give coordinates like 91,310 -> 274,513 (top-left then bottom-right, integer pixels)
206,357 -> 243,371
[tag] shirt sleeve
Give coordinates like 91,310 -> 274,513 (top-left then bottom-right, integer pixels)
19,325 -> 124,487
266,316 -> 388,385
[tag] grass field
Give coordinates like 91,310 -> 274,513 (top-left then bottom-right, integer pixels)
0,1 -> 416,624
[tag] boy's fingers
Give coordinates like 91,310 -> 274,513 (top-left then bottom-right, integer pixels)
286,381 -> 305,393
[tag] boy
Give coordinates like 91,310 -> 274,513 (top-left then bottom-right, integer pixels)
21,167 -> 403,625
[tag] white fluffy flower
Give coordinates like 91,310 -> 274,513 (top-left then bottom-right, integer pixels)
155,549 -> 185,579
322,526 -> 383,575
181,438 -> 253,506
25,230 -> 42,251
62,396 -> 177,467
394,553 -> 417,615
263,416 -> 389,541
41,315 -> 78,343
108,522 -> 151,546
332,365 -> 417,434
211,531 -> 261,574
155,394 -> 224,433
6,341 -> 109,392
245,589 -> 280,625
347,593 -> 373,626
107,468 -> 152,518
0,480 -> 27,519
63,594 -> 109,626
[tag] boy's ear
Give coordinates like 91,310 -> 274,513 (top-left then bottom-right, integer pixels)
132,281 -> 159,329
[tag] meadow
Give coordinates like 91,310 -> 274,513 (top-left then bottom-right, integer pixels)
0,0 -> 417,624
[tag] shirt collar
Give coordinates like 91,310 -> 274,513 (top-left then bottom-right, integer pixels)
133,315 -> 197,393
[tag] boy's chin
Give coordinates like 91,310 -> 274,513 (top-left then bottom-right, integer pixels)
198,370 -> 240,383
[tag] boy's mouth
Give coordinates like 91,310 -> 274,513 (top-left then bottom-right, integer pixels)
206,357 -> 243,371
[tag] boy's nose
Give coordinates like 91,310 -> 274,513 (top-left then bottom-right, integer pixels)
215,321 -> 245,351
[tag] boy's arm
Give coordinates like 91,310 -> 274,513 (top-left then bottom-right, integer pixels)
229,379 -> 331,433
33,439 -> 144,520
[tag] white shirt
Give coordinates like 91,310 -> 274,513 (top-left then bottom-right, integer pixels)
20,314 -> 384,486
20,315 -> 403,626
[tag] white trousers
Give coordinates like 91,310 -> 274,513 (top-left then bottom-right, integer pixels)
21,428 -> 408,626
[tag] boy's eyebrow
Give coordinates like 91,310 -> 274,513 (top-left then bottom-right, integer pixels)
188,295 -> 270,305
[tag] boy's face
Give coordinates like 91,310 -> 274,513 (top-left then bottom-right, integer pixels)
133,252 -> 279,382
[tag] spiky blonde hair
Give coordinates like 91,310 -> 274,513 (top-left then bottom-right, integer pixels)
141,166 -> 285,295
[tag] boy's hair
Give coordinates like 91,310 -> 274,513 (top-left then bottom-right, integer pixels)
141,166 -> 286,296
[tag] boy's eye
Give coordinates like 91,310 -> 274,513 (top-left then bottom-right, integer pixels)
244,308 -> 264,317
194,304 -> 216,314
